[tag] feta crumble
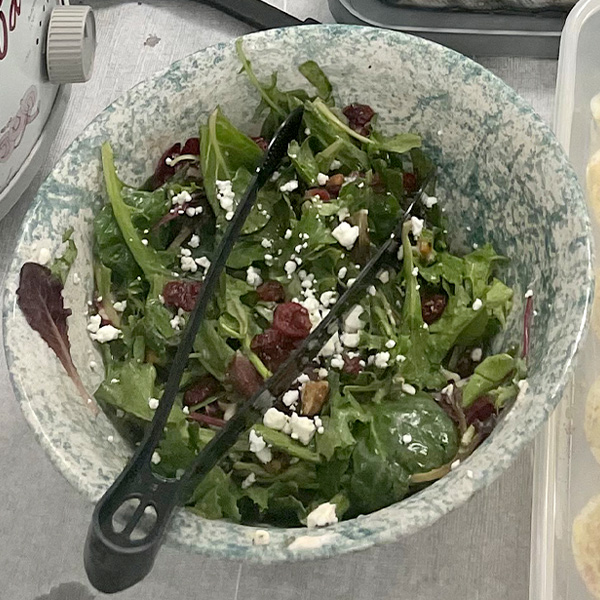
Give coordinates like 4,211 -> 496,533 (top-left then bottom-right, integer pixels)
344,305 -> 365,333
280,180 -> 299,193
216,180 -> 235,212
151,452 -> 161,465
249,430 -> 272,464
525,289 -> 533,298
307,502 -> 338,528
373,352 -> 390,369
422,194 -> 438,208
340,332 -> 360,348
410,216 -> 424,238
385,339 -> 396,349
90,325 -> 122,343
113,300 -> 127,312
263,407 -> 289,431
282,390 -> 300,407
377,270 -> 390,284
338,266 -> 348,279
148,397 -> 159,410
472,298 -> 483,311
241,473 -> 256,489
189,234 -> 200,248
246,266 -> 263,288
402,382 -> 416,395
316,172 -> 328,186
471,348 -> 483,362
331,222 -> 359,250
289,413 -> 316,445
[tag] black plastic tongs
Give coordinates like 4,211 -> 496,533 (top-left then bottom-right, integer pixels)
84,106 -> 433,593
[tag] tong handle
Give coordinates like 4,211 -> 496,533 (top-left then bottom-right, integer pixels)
84,456 -> 179,593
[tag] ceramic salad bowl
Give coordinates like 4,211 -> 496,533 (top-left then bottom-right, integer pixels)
2,25 -> 593,562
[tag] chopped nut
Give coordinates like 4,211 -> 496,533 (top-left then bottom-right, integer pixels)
417,238 -> 434,263
301,381 -> 330,416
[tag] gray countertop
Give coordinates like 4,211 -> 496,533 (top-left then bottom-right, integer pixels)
0,1 -> 558,598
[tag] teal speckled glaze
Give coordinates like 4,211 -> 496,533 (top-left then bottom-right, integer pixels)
2,26 -> 593,562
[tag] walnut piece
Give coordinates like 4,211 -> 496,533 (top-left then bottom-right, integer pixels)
301,381 -> 330,416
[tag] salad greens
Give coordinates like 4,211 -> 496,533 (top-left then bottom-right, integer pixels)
20,40 -> 528,528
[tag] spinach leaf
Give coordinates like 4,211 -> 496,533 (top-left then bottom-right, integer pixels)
366,393 -> 459,474
349,434 -> 410,514
485,278 -> 513,327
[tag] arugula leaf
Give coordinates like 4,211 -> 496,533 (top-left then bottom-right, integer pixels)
461,354 -> 516,407
94,204 -> 141,284
101,142 -> 172,295
152,422 -> 198,478
316,375 -> 370,460
192,319 -> 235,381
288,139 -> 319,186
188,467 -> 241,521
303,100 -> 369,170
93,262 -> 121,328
49,227 -> 77,285
298,60 -> 332,101
95,359 -> 185,424
136,297 -> 179,356
252,425 -> 321,463
463,244 -> 507,299
485,278 -> 513,327
199,108 -> 263,215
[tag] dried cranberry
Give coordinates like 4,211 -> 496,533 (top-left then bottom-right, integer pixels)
251,136 -> 269,151
465,396 -> 496,426
343,355 -> 363,375
256,281 -> 286,303
228,354 -> 263,398
421,292 -> 447,325
343,103 -> 375,136
181,137 -> 200,155
403,172 -> 418,195
305,188 -> 331,202
184,375 -> 221,406
162,280 -> 202,312
251,328 -> 297,372
272,302 -> 312,340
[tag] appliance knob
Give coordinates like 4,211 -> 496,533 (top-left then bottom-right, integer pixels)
46,5 -> 96,84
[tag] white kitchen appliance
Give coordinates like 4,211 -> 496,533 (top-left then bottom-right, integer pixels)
0,0 -> 96,220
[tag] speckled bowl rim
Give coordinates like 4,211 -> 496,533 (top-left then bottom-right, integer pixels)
3,25 -> 593,563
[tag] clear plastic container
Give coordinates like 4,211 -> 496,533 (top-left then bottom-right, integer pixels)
530,1 -> 600,597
